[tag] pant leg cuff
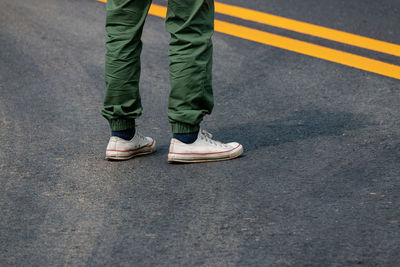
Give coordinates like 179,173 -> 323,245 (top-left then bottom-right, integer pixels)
171,122 -> 200,134
109,119 -> 136,131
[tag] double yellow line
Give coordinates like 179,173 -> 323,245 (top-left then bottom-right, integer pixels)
98,0 -> 400,80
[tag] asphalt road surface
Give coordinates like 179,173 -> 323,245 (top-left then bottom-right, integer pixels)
1,0 -> 400,265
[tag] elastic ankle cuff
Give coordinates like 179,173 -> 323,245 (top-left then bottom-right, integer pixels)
109,119 -> 136,131
171,123 -> 200,134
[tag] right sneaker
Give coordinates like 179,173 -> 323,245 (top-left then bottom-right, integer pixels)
105,132 -> 156,160
168,130 -> 243,163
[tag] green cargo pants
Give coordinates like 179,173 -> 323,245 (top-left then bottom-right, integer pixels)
101,0 -> 214,133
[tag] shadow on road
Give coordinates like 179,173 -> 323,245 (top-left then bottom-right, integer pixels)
213,109 -> 372,151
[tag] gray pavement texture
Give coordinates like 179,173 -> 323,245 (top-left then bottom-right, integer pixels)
1,0 -> 400,266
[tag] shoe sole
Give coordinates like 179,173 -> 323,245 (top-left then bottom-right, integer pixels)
105,140 -> 156,161
167,144 -> 243,163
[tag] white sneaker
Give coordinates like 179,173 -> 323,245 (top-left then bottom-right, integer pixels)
105,132 -> 156,160
168,130 -> 243,163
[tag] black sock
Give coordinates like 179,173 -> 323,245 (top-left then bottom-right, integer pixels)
173,131 -> 199,144
112,127 -> 136,140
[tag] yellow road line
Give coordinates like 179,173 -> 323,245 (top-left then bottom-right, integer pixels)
149,3 -> 166,17
214,2 -> 400,58
96,1 -> 400,80
148,4 -> 400,80
145,0 -> 400,58
215,20 -> 400,80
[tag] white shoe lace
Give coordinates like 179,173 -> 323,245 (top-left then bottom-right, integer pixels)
132,123 -> 148,142
199,130 -> 227,148
134,132 -> 148,142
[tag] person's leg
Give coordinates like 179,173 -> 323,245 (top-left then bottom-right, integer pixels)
101,0 -> 152,133
102,0 -> 156,160
166,0 -> 243,162
166,0 -> 215,135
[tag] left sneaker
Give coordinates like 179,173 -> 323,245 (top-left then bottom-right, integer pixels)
105,132 -> 156,160
168,130 -> 243,163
